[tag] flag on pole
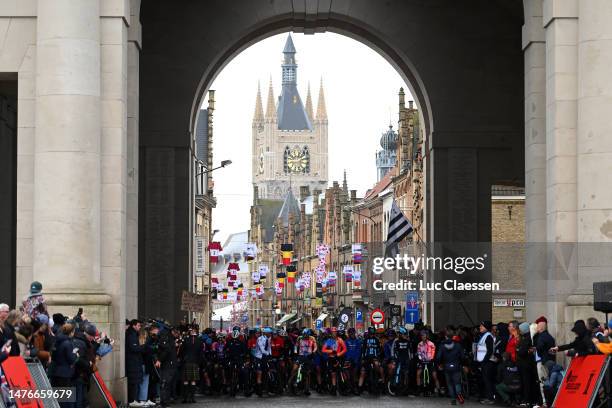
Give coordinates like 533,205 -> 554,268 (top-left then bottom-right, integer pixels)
281,244 -> 293,265
386,200 -> 413,257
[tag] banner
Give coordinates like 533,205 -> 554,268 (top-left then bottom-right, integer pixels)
1,356 -> 43,408
195,237 -> 205,275
552,354 -> 610,408
180,291 -> 206,313
91,371 -> 117,408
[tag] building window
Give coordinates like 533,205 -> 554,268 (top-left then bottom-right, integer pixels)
283,146 -> 290,173
302,146 -> 310,173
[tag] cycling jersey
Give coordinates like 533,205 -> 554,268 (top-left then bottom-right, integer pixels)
212,341 -> 225,360
322,337 -> 347,357
417,340 -> 436,362
383,339 -> 394,360
271,336 -> 285,358
254,335 -> 271,359
392,338 -> 412,363
295,336 -> 317,356
345,337 -> 362,363
362,336 -> 382,359
225,338 -> 247,361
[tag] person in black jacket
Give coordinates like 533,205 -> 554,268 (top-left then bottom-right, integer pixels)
178,325 -> 203,403
72,324 -> 97,408
50,324 -> 78,408
154,323 -> 178,408
125,319 -> 145,406
550,319 -> 597,357
436,331 -> 464,405
516,322 -> 539,406
495,352 -> 522,405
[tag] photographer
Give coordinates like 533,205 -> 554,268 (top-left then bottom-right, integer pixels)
550,319 -> 597,356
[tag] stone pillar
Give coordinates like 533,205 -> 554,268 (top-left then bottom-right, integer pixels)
34,0 -> 105,301
542,0 -> 579,338
571,0 -> 612,326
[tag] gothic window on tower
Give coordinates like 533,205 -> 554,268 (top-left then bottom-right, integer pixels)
283,146 -> 290,174
302,146 -> 310,173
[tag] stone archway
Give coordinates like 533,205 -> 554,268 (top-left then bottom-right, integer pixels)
139,0 -> 525,325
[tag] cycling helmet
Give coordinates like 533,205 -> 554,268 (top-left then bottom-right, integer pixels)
279,329 -> 287,336
263,327 -> 273,334
302,328 -> 311,336
232,328 -> 241,339
386,329 -> 396,337
217,332 -> 226,338
331,327 -> 338,333
347,327 -> 356,335
337,330 -> 345,337
232,325 -> 240,332
398,327 -> 408,335
368,326 -> 376,335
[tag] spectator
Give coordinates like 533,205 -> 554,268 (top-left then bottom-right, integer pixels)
550,319 -> 597,356
592,320 -> 612,354
542,359 -> 565,403
475,320 -> 495,405
436,330 -> 464,405
155,322 -> 178,408
0,303 -> 11,351
516,322 -> 538,406
22,281 -> 48,321
532,315 -> 555,405
506,320 -> 519,362
73,324 -> 97,408
495,351 -> 522,405
4,310 -> 22,356
50,324 -> 77,408
32,315 -> 54,367
52,313 -> 67,335
15,323 -> 36,358
125,319 -> 145,407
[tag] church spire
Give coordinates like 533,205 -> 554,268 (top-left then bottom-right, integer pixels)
253,81 -> 264,121
316,77 -> 327,120
265,76 -> 276,119
305,81 -> 314,120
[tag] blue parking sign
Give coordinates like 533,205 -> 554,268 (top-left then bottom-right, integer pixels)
356,310 -> 363,322
316,319 -> 322,330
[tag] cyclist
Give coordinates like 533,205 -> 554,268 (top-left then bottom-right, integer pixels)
291,328 -> 318,395
383,329 -> 396,381
390,327 -> 412,381
321,327 -> 347,395
225,326 -> 247,395
416,330 -> 440,396
271,329 -> 287,389
253,327 -> 272,396
213,332 -> 228,390
357,326 -> 384,394
344,328 -> 362,393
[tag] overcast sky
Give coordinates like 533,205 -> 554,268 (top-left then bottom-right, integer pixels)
208,32 -> 411,244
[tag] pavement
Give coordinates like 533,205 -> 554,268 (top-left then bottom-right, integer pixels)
188,393 -> 485,407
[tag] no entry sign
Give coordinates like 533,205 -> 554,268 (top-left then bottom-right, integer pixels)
370,308 -> 385,325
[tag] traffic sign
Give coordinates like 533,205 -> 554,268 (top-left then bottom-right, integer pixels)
356,310 -> 363,322
406,291 -> 419,311
316,319 -> 322,330
405,308 -> 419,324
370,308 -> 384,325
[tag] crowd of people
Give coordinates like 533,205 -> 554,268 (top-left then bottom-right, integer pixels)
0,282 -> 115,408
124,315 -> 612,408
2,282 -> 611,408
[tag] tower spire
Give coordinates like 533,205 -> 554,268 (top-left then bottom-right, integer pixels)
305,81 -> 314,120
253,81 -> 264,121
265,76 -> 276,119
316,77 -> 327,120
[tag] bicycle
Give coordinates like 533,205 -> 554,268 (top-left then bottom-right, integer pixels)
387,360 -> 411,396
288,357 -> 310,396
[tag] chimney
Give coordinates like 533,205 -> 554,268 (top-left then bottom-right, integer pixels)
409,100 -> 414,109
333,181 -> 339,189
300,185 -> 310,201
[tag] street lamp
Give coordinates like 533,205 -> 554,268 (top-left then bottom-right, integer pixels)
196,159 -> 232,176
